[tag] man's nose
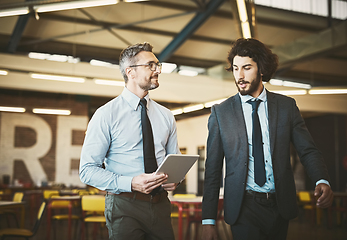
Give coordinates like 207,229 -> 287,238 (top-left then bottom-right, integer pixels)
154,65 -> 161,74
235,70 -> 244,80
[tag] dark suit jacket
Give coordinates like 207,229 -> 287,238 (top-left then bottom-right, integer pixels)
202,90 -> 330,225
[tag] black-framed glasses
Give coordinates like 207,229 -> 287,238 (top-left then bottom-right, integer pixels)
129,62 -> 162,71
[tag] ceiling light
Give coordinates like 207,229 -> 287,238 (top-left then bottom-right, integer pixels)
94,79 -> 125,86
171,109 -> 183,115
236,0 -> 252,38
0,7 -> 29,18
236,0 -> 248,22
282,81 -> 311,89
271,90 -> 307,96
0,106 -> 26,113
123,0 -> 149,2
34,0 -> 119,13
33,108 -> 71,115
90,59 -> 118,68
0,70 -> 8,75
31,73 -> 85,83
308,89 -> 347,95
204,98 -> 227,108
28,52 -> 50,60
241,22 -> 252,39
269,79 -> 311,89
161,62 -> 177,73
183,104 -> 204,113
29,52 -> 80,63
178,70 -> 198,77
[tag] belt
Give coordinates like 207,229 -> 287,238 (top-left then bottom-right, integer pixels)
108,191 -> 164,204
245,190 -> 276,200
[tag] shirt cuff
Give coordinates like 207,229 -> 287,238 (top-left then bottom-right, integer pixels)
202,219 -> 215,225
316,179 -> 330,187
118,175 -> 133,192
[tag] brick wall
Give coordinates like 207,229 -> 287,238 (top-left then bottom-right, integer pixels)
0,89 -> 94,187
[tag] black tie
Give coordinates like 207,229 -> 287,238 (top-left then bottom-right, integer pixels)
139,98 -> 158,173
139,99 -> 161,195
247,99 -> 266,187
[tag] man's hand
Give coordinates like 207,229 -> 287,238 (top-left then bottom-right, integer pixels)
314,183 -> 334,208
162,182 -> 177,191
131,173 -> 168,194
201,225 -> 218,240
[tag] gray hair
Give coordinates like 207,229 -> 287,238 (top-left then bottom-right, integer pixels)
119,42 -> 154,83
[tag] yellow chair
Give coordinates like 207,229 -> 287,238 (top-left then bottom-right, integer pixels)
0,192 -> 24,227
43,190 -> 80,240
170,194 -> 197,218
81,195 -> 106,240
297,191 -> 317,224
87,187 -> 100,195
0,200 -> 47,240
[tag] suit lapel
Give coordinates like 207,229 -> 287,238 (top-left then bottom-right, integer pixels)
227,94 -> 248,143
267,90 -> 277,156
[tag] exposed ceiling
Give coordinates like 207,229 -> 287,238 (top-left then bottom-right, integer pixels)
0,0 -> 346,119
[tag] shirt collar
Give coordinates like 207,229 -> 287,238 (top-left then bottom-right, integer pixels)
121,87 -> 150,111
239,85 -> 267,103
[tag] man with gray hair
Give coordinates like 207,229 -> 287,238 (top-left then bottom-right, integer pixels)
80,42 -> 180,239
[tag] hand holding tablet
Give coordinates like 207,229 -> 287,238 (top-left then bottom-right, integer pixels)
155,154 -> 199,183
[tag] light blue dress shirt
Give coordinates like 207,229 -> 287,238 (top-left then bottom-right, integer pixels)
202,87 -> 329,225
79,87 -> 180,194
240,87 -> 276,193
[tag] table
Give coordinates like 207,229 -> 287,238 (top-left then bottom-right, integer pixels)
170,196 -> 203,240
46,195 -> 81,240
0,201 -> 26,228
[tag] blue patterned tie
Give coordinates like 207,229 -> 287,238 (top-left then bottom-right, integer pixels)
247,99 -> 266,187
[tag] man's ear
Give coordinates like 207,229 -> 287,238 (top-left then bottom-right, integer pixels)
126,67 -> 134,80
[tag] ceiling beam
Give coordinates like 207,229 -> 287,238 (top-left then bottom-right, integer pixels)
158,0 -> 226,62
7,13 -> 31,53
22,13 -> 232,46
275,20 -> 347,70
0,34 -> 224,68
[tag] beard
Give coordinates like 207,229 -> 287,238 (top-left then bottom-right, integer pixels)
140,74 -> 159,91
236,73 -> 262,96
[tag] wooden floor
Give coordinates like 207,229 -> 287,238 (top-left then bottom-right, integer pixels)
1,204 -> 346,240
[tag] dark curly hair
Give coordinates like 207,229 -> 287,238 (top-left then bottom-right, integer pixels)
226,38 -> 278,82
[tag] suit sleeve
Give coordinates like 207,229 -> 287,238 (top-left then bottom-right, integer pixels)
290,99 -> 330,183
202,106 -> 225,220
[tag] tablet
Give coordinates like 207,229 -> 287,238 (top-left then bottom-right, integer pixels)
155,154 -> 199,183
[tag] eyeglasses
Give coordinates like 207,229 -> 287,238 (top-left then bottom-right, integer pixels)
129,62 -> 162,71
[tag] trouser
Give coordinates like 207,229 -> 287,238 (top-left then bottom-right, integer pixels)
231,191 -> 289,240
104,191 -> 175,240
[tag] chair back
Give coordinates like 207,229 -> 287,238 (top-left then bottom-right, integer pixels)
298,191 -> 312,202
43,190 -> 70,207
13,192 -> 24,202
31,201 -> 47,236
82,195 -> 105,212
43,190 -> 60,199
173,194 -> 197,198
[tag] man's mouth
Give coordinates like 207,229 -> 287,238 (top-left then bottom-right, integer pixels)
238,80 -> 249,88
151,75 -> 159,81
